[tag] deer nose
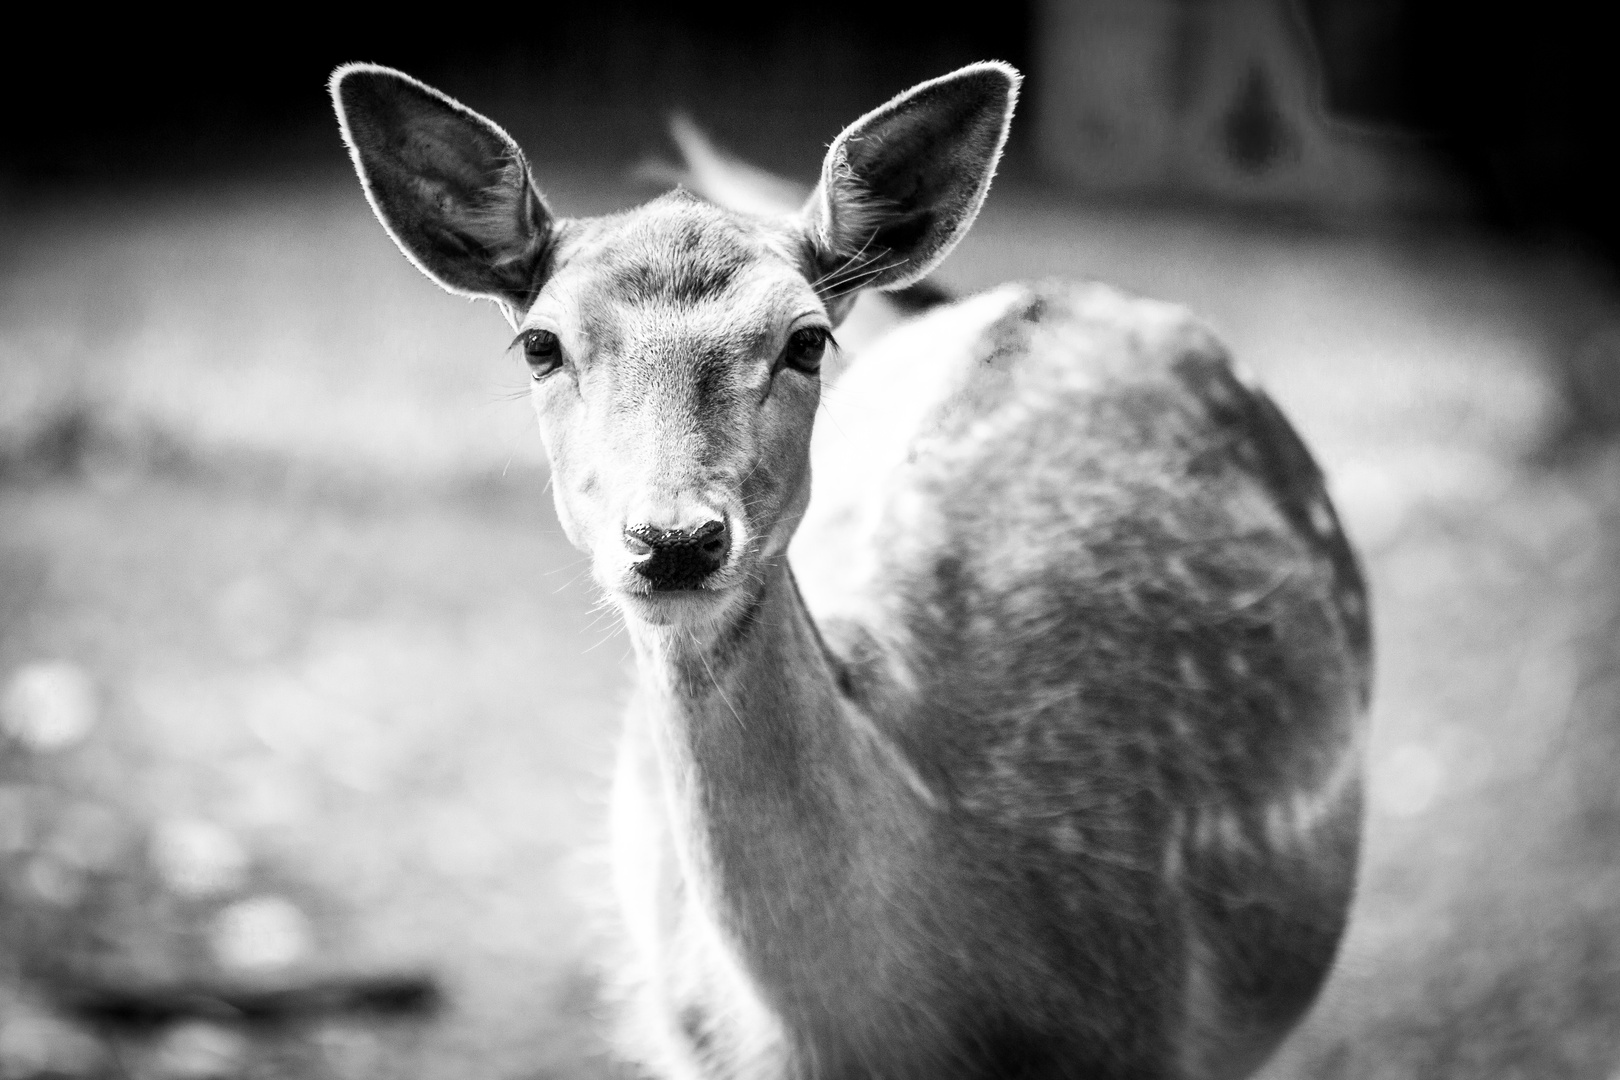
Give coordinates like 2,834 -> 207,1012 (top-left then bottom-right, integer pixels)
624,517 -> 731,590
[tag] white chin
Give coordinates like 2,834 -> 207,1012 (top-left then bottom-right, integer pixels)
613,587 -> 736,628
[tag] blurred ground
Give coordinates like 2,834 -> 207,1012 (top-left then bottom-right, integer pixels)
2,162 -> 1619,1078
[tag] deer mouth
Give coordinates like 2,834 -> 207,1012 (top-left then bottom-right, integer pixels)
613,580 -> 743,628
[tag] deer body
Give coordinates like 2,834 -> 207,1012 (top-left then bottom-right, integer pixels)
333,63 -> 1370,1080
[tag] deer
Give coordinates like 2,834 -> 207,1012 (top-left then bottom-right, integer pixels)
330,60 -> 1372,1080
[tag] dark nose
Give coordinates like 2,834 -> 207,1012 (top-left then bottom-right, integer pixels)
624,519 -> 731,590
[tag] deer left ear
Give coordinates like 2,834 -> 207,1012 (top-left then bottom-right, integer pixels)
330,63 -> 555,313
803,62 -> 1019,306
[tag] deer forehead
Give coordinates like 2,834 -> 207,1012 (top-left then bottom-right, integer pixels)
531,195 -> 819,379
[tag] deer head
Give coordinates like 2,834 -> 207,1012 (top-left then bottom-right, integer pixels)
332,63 -> 1018,630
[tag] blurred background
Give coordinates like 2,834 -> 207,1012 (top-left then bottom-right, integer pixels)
2,1 -> 1618,1076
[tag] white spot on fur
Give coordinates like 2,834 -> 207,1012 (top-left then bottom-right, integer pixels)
1307,497 -> 1337,538
1188,739 -> 1363,859
1262,745 -> 1363,849
1215,810 -> 1246,851
1176,653 -> 1208,692
1163,814 -> 1186,882
1165,709 -> 1196,742
1050,818 -> 1086,855
1190,809 -> 1230,853
1229,358 -> 1265,391
1338,588 -> 1364,620
1165,554 -> 1198,590
1207,376 -> 1241,410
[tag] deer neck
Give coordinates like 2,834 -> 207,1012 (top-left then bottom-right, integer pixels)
622,559 -> 923,991
626,558 -> 860,835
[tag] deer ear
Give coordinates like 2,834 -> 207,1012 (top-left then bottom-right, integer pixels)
330,63 -> 555,311
803,62 -> 1019,302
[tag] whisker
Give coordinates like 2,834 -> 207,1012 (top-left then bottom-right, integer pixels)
809,228 -> 886,290
812,247 -> 884,290
815,252 -> 887,293
822,256 -> 910,301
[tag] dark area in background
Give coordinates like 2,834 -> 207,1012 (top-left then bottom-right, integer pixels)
1306,1 -> 1616,260
7,2 -> 1619,270
0,5 -> 1033,187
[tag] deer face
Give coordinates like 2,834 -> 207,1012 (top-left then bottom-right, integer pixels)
522,198 -> 825,623
332,62 -> 1017,628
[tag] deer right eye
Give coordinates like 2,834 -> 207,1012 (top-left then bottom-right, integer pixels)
781,326 -> 830,375
522,329 -> 564,379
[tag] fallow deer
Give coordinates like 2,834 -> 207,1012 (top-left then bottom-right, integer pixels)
332,60 -> 1370,1080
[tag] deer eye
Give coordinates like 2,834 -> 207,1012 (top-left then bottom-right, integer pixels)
781,326 -> 829,375
521,329 -> 564,379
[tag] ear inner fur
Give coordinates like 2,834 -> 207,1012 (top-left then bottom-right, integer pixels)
805,61 -> 1020,298
330,63 -> 556,309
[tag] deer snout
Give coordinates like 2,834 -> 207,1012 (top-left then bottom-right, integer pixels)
624,517 -> 731,590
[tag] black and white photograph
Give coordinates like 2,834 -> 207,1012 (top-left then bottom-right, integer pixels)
2,3 -> 1617,1077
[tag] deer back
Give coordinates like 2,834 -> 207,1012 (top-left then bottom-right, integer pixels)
793,278 -> 1370,1073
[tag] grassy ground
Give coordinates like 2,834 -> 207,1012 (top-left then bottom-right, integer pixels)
2,167 -> 1618,1078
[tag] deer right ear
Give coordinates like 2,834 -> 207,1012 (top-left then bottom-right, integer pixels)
803,62 -> 1019,307
330,63 -> 555,312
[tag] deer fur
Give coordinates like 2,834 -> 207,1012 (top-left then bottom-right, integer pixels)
331,60 -> 1371,1080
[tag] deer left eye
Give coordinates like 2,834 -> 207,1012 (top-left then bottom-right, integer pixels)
781,326 -> 829,375
522,329 -> 563,379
